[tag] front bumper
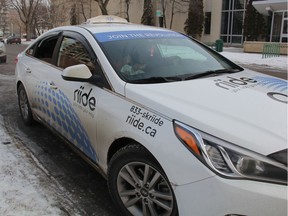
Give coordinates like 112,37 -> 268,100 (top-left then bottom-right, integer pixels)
175,175 -> 287,216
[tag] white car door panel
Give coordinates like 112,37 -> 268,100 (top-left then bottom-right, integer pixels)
41,33 -> 105,163
48,78 -> 99,162
19,58 -> 55,122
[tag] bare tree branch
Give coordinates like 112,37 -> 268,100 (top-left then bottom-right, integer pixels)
94,0 -> 110,15
9,0 -> 41,40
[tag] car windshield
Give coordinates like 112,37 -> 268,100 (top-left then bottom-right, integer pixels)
96,30 -> 242,84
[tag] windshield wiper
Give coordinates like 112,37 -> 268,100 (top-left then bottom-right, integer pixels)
184,68 -> 240,80
129,76 -> 182,84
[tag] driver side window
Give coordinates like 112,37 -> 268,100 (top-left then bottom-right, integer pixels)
57,37 -> 95,73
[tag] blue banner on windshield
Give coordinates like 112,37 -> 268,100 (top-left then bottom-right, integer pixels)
94,30 -> 186,42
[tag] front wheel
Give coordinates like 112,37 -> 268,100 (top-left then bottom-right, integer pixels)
108,144 -> 178,216
17,84 -> 34,125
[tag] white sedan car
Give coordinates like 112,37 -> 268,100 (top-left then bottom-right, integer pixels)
15,16 -> 287,216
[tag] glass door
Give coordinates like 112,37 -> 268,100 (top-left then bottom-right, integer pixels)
281,16 -> 287,42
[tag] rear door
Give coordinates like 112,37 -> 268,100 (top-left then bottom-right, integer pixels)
20,32 -> 61,122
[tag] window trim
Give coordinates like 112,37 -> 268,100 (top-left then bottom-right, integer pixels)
54,30 -> 112,90
25,31 -> 62,64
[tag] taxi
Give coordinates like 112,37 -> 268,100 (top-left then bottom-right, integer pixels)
15,15 -> 287,216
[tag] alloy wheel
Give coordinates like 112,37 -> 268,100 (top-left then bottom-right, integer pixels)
117,161 -> 174,216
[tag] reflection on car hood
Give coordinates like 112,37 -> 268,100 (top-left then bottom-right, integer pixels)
125,70 -> 288,155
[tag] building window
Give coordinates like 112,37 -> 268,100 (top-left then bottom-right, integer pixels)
281,18 -> 287,42
204,12 -> 211,34
234,0 -> 245,9
272,12 -> 282,42
232,11 -> 243,34
281,12 -> 287,42
222,0 -> 230,10
221,11 -> 230,35
221,0 -> 246,45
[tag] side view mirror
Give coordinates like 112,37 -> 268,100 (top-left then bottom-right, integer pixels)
62,64 -> 92,82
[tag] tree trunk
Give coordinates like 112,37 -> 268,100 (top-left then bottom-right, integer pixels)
25,21 -> 31,41
97,0 -> 108,15
125,0 -> 130,22
169,0 -> 176,29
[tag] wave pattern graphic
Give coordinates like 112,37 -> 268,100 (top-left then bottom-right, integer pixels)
32,81 -> 97,162
253,76 -> 288,93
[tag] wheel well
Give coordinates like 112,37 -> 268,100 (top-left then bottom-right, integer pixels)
16,81 -> 23,91
107,138 -> 135,164
107,138 -> 164,172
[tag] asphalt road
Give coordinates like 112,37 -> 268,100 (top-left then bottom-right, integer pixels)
0,44 -> 286,216
0,44 -> 118,215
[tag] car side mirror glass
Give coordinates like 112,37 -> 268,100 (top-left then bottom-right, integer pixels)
61,64 -> 92,82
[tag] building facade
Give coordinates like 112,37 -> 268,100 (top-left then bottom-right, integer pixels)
203,0 -> 287,45
50,0 -> 288,46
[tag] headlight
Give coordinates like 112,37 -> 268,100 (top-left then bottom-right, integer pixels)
173,120 -> 287,185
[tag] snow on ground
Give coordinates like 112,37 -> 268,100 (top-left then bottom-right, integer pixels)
0,116 -> 80,216
221,48 -> 288,71
0,44 -> 287,215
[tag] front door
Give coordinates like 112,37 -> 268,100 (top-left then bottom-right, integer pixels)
48,33 -> 103,163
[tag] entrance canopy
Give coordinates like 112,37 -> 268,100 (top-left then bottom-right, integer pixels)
253,0 -> 288,15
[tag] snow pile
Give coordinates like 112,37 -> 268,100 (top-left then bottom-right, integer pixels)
221,50 -> 287,71
0,116 -> 79,216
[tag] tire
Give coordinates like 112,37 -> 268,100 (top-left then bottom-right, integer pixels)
17,84 -> 34,125
108,143 -> 178,216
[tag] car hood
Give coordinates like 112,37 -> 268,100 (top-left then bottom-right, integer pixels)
125,70 -> 287,155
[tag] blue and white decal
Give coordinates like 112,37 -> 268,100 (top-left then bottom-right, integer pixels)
32,81 -> 98,162
253,76 -> 288,104
214,75 -> 287,103
94,30 -> 186,42
253,76 -> 288,93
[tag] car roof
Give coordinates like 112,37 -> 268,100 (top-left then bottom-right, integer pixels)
50,23 -> 173,35
82,23 -> 172,34
81,15 -> 173,34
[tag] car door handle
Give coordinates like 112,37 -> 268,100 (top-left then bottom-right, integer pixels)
25,68 -> 31,73
49,81 -> 58,90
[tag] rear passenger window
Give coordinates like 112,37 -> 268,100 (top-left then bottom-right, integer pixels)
57,37 -> 95,73
34,36 -> 59,64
